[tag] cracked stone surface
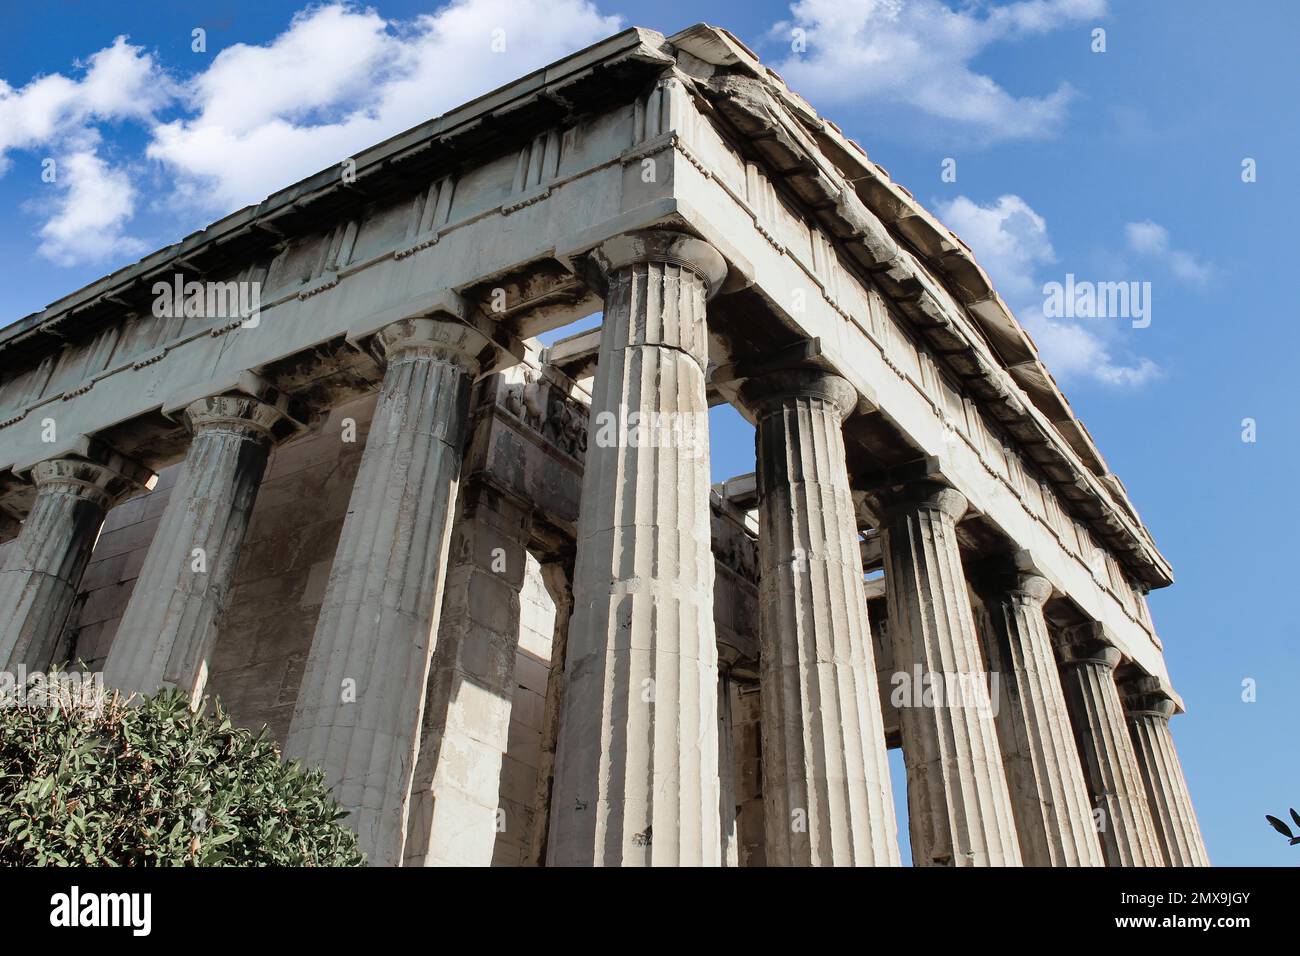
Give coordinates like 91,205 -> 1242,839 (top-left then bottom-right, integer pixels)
975,565 -> 1103,866
1056,627 -> 1164,867
880,483 -> 1022,866
285,318 -> 491,867
0,453 -> 150,670
1122,676 -> 1210,866
403,488 -> 533,867
547,231 -> 726,866
103,395 -> 285,703
744,368 -> 899,866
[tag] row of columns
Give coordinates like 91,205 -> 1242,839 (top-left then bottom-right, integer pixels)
0,227 -> 1206,867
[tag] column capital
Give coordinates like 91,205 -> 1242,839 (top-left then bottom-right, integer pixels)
370,316 -> 496,372
970,551 -> 1054,607
1119,673 -> 1180,720
1056,621 -> 1122,669
738,368 -> 857,420
182,393 -> 298,442
591,229 -> 728,299
877,480 -> 968,523
1008,571 -> 1053,606
30,449 -> 152,510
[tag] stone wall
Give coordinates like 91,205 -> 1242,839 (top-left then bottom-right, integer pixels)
66,468 -> 177,672
492,553 -> 555,866
205,394 -> 373,742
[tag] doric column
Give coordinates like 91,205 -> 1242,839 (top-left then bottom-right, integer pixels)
103,394 -> 294,704
403,485 -> 533,867
1054,624 -> 1163,866
879,482 -> 1021,866
742,369 -> 899,866
286,316 -> 496,867
974,561 -> 1103,866
0,449 -> 151,670
547,230 -> 727,866
1121,676 -> 1210,866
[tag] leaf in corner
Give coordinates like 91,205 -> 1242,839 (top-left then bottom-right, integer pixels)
1265,814 -> 1294,838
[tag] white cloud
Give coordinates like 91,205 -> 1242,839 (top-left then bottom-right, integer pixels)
770,0 -> 1106,144
148,0 -> 623,213
1125,219 -> 1213,287
937,193 -> 1160,387
34,146 -> 148,266
0,36 -> 169,158
1013,301 -> 1160,386
184,5 -> 393,137
0,35 -> 169,264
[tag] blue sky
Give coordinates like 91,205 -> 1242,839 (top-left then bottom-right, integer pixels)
2,0 -> 1295,865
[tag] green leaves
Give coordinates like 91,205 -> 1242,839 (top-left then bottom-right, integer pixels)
0,689 -> 363,867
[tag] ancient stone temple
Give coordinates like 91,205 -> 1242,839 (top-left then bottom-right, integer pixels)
0,24 -> 1207,867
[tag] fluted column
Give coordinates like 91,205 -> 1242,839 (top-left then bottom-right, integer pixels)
0,450 -> 151,670
974,563 -> 1103,866
1054,625 -> 1163,866
403,486 -> 532,867
742,369 -> 899,866
286,316 -> 494,867
1121,676 -> 1210,866
879,482 -> 1021,866
103,394 -> 292,704
547,230 -> 727,866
